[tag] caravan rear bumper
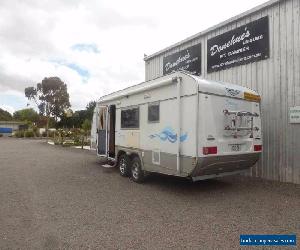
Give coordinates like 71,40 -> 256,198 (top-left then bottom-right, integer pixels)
191,153 -> 260,177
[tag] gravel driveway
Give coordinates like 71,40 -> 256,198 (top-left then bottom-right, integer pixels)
0,138 -> 299,249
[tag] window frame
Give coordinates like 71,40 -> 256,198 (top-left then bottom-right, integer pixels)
120,106 -> 140,129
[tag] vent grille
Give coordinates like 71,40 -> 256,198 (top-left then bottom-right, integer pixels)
152,150 -> 160,165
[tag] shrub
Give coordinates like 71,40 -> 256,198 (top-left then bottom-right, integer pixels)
62,140 -> 75,147
25,130 -> 34,138
48,130 -> 55,138
15,130 -> 24,138
40,130 -> 56,138
73,141 -> 90,146
35,130 -> 41,137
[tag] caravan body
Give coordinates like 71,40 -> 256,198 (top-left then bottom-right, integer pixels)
91,72 -> 262,181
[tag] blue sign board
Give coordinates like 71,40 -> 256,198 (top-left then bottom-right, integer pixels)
0,127 -> 13,133
240,235 -> 296,246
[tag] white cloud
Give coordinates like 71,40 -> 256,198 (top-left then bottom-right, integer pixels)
0,104 -> 15,114
0,0 -> 268,111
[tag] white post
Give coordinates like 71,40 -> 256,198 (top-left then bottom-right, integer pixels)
196,85 -> 200,159
106,107 -> 109,158
176,77 -> 181,174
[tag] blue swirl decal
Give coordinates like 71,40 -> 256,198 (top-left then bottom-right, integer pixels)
149,126 -> 188,143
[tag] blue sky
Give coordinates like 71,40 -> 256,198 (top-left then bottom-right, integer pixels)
50,59 -> 91,79
0,0 -> 268,114
67,63 -> 90,79
0,92 -> 28,114
71,43 -> 100,54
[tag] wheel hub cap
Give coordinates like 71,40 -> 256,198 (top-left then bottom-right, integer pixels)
132,163 -> 139,179
120,159 -> 126,173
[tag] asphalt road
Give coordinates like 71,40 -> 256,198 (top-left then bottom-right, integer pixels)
0,138 -> 299,249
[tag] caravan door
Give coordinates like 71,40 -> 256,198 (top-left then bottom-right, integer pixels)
97,106 -> 108,157
97,105 -> 116,159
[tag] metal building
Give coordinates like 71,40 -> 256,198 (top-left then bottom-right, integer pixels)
144,0 -> 300,184
0,121 -> 26,136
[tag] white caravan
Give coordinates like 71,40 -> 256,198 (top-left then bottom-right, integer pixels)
91,72 -> 262,183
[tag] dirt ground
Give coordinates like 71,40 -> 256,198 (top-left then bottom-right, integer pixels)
0,138 -> 299,249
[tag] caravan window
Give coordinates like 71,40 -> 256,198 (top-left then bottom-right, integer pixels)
121,107 -> 139,129
148,103 -> 159,122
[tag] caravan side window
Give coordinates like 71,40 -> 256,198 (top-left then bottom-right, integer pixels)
148,103 -> 160,123
121,107 -> 139,129
99,107 -> 107,130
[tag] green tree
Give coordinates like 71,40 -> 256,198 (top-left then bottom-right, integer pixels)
82,118 -> 91,132
57,101 -> 96,129
0,108 -> 13,121
85,101 -> 96,121
80,118 -> 91,149
55,100 -> 96,130
13,108 -> 39,123
25,77 -> 71,137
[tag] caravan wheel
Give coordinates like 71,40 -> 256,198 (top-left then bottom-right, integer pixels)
131,156 -> 145,183
118,154 -> 131,177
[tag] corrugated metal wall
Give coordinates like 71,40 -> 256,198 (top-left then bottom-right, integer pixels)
144,0 -> 300,184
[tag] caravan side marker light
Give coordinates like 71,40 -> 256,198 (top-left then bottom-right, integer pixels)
203,146 -> 217,155
244,92 -> 261,102
254,145 -> 262,151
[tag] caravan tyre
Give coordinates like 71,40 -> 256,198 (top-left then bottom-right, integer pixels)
131,156 -> 145,183
118,154 -> 131,177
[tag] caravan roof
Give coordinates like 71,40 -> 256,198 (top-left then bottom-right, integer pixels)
98,72 -> 260,103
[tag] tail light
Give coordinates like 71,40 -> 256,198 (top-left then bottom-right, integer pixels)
254,145 -> 262,151
203,146 -> 217,155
